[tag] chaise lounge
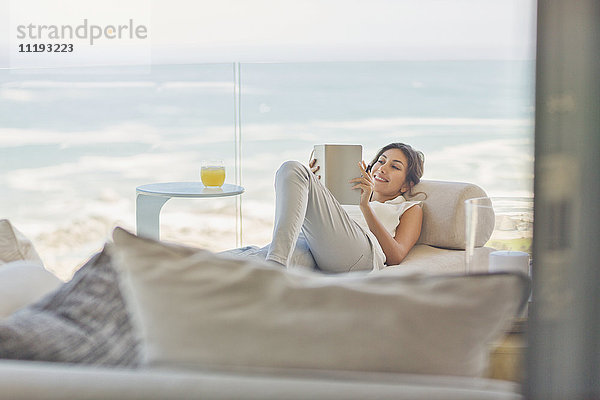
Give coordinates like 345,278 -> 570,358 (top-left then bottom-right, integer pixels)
232,179 -> 495,274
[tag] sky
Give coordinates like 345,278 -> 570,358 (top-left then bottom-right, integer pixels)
0,0 -> 537,67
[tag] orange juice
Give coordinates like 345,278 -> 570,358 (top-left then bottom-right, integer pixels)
201,166 -> 225,187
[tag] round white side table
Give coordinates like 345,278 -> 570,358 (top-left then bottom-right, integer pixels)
136,182 -> 244,242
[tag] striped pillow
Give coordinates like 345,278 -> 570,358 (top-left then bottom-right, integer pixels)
0,246 -> 140,366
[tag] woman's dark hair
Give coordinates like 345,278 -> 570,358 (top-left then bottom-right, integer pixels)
369,143 -> 426,198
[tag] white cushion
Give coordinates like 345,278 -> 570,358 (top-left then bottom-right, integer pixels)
0,219 -> 43,266
408,180 -> 494,250
109,227 -> 529,378
0,359 -> 523,400
0,261 -> 61,318
387,244 -> 495,274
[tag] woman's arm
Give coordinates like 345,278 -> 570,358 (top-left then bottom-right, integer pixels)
349,161 -> 423,265
360,203 -> 423,265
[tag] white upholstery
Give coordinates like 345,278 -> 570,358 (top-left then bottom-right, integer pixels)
0,360 -> 522,400
408,180 -> 494,250
0,261 -> 62,319
0,220 -> 60,319
388,244 -> 494,273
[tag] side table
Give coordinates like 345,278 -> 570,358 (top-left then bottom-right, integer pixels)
136,182 -> 244,243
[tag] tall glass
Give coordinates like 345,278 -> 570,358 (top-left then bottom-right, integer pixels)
465,197 -> 534,273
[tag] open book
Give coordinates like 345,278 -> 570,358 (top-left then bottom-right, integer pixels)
313,144 -> 363,205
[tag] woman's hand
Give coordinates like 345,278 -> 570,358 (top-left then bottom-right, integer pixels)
309,158 -> 320,179
349,161 -> 374,207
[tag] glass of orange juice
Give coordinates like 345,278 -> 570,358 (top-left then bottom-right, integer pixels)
201,160 -> 226,187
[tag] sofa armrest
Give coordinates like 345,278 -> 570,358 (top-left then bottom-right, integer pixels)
408,180 -> 493,250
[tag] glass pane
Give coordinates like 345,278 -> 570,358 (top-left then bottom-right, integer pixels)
240,61 -> 535,247
1,64 -> 236,278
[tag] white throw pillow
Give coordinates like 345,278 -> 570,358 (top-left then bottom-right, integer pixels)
0,219 -> 43,266
0,261 -> 62,318
109,227 -> 529,378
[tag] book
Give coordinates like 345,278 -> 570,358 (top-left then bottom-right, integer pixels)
312,144 -> 363,205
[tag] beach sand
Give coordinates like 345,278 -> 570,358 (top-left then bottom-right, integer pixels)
32,206 -> 273,281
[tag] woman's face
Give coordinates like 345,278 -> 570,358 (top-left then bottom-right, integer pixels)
371,148 -> 410,196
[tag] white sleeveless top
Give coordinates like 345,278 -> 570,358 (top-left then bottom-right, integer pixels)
341,195 -> 422,270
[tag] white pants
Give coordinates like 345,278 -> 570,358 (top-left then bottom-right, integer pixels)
266,161 -> 374,273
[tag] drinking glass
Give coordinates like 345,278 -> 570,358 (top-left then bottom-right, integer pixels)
465,197 -> 534,273
201,160 -> 226,187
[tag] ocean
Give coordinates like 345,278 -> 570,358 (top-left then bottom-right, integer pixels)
0,60 -> 535,279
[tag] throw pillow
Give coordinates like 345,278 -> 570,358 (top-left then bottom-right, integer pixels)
0,261 -> 62,318
0,246 -> 140,366
0,219 -> 43,265
110,227 -> 529,377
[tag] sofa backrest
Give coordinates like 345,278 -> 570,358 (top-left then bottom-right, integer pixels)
407,180 -> 494,250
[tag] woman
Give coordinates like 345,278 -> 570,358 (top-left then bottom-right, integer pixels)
266,143 -> 425,273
